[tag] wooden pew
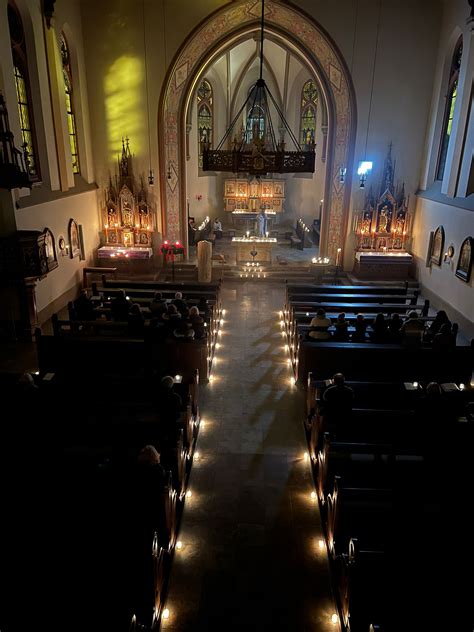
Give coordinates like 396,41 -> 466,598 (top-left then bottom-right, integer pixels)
288,300 -> 430,315
100,277 -> 221,293
286,282 -> 411,296
288,292 -> 419,304
296,338 -> 473,385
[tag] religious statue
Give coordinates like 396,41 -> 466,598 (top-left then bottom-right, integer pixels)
378,206 -> 389,233
361,211 -> 372,234
139,205 -> 149,228
107,205 -> 117,227
121,203 -> 133,227
395,212 -> 405,235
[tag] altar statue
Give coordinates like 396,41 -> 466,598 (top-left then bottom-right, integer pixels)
378,206 -> 389,232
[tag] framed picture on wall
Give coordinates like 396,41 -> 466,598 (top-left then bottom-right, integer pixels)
430,225 -> 445,266
42,227 -> 58,271
68,218 -> 81,259
455,236 -> 473,282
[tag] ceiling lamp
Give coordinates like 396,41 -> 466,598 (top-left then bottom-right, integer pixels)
0,93 -> 32,191
202,0 -> 315,176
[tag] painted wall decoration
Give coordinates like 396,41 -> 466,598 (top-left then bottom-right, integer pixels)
159,0 -> 355,258
68,218 -> 80,259
455,236 -> 473,282
431,225 -> 445,266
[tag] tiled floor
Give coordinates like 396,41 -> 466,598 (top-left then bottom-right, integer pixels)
162,281 -> 337,631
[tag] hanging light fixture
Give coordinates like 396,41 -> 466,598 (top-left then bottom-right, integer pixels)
202,0 -> 315,176
358,0 -> 381,188
0,93 -> 32,191
142,0 -> 154,186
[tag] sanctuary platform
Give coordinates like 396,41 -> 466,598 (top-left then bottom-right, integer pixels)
354,250 -> 414,279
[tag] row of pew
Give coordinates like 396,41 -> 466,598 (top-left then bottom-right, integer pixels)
303,375 -> 474,630
36,279 -> 223,383
26,278 -> 222,630
282,282 -> 473,384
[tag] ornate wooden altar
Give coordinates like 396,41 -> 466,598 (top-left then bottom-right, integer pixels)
99,139 -> 155,256
224,177 -> 285,214
352,145 -> 413,278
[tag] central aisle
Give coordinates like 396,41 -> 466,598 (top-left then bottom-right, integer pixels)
163,282 -> 337,631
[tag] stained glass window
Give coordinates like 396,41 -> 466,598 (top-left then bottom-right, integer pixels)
437,38 -> 462,181
8,1 -> 39,179
198,79 -> 213,168
60,33 -> 80,174
246,85 -> 266,143
300,80 -> 318,147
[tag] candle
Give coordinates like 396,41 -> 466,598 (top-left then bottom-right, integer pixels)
336,247 -> 342,266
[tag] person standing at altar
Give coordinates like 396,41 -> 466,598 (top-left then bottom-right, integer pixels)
257,208 -> 267,237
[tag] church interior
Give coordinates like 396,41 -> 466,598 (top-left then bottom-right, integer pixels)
0,1 -> 473,631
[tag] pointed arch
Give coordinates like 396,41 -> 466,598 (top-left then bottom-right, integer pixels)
300,79 -> 318,147
197,78 -> 213,168
59,31 -> 80,174
436,36 -> 463,181
8,0 -> 39,179
158,0 -> 357,258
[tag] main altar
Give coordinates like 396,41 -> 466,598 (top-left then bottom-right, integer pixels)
224,177 -> 285,233
232,235 -> 277,263
352,145 -> 414,278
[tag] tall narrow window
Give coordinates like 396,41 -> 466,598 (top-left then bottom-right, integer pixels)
8,1 -> 39,179
300,80 -> 318,147
437,38 -> 463,181
246,84 -> 266,143
60,33 -> 80,174
197,79 -> 213,168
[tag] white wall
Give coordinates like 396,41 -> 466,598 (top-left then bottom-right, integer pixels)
15,189 -> 100,314
413,197 -> 474,333
0,0 -> 100,318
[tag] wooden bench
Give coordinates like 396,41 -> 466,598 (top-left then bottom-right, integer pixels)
290,235 -> 302,249
82,266 -> 117,288
296,338 -> 474,384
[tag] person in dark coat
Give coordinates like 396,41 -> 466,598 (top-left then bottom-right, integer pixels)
111,290 -> 130,321
74,290 -> 95,320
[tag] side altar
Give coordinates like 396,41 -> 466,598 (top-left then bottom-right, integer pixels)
352,145 -> 414,279
96,138 -> 156,269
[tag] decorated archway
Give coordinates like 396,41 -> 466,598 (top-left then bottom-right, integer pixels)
158,0 -> 356,259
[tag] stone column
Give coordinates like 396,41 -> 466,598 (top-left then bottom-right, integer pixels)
197,240 -> 212,283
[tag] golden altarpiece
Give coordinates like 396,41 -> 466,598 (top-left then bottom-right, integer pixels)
354,146 -> 411,251
98,139 -> 154,261
352,145 -> 413,277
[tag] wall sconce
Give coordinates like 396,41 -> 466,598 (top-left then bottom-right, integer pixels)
443,244 -> 455,263
339,167 -> 346,183
196,194 -> 203,201
357,161 -> 373,188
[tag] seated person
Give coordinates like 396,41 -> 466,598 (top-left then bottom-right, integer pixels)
149,292 -> 168,318
333,312 -> 349,341
162,303 -> 182,331
127,303 -> 145,337
187,305 -> 206,339
370,313 -> 389,343
308,308 -> 332,340
213,218 -> 223,239
400,310 -> 424,346
111,290 -> 130,321
351,313 -> 367,342
388,312 -> 402,342
173,291 -> 188,316
322,373 -> 354,424
432,322 -> 455,351
197,296 -> 211,320
73,289 -> 95,321
424,309 -> 451,342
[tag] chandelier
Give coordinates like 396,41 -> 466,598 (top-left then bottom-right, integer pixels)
202,0 -> 315,176
0,93 -> 32,191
